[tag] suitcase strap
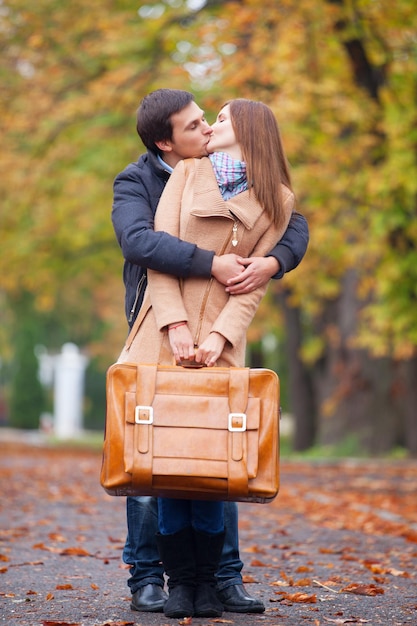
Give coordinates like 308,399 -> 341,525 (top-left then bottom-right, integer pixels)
132,365 -> 157,491
227,368 -> 250,498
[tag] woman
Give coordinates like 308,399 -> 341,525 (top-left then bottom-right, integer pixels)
119,99 -> 295,618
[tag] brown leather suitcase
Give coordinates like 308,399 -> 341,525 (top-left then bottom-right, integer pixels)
100,363 -> 280,503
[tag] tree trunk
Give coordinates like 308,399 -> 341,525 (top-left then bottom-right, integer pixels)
278,291 -> 316,451
401,357 -> 417,457
312,271 -> 404,453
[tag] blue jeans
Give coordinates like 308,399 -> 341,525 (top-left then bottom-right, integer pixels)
158,498 -> 224,535
123,496 -> 243,593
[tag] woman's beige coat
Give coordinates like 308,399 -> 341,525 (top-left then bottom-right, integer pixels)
119,156 -> 294,367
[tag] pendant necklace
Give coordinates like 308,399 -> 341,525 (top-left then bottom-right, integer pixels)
232,222 -> 238,247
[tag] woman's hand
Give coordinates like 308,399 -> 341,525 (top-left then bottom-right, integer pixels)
195,332 -> 226,367
168,323 -> 195,363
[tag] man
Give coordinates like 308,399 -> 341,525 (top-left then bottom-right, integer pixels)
112,89 -> 309,614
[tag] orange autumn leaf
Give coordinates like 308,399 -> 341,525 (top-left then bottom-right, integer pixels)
32,543 -> 61,553
278,591 -> 317,603
364,562 -> 384,574
387,568 -> 410,577
60,547 -> 91,557
242,574 -> 256,583
245,544 -> 266,554
45,592 -> 54,601
42,622 -> 81,626
293,577 -> 312,587
55,584 -> 74,590
99,622 -> 135,626
402,529 -> 417,543
271,579 -> 290,587
322,617 -> 371,624
48,533 -> 67,543
342,583 -> 384,596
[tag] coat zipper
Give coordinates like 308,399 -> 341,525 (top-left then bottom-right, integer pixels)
128,273 -> 147,324
193,219 -> 236,347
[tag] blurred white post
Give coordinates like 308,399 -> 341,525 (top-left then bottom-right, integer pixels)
53,343 -> 89,439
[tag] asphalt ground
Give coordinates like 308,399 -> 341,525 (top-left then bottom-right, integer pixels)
0,436 -> 416,626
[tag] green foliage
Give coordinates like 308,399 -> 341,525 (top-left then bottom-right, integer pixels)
83,358 -> 107,431
9,316 -> 45,429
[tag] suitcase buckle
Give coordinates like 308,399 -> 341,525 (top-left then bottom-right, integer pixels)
135,406 -> 154,424
228,413 -> 246,432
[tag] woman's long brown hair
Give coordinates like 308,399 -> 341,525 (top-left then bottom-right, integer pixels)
227,99 -> 293,229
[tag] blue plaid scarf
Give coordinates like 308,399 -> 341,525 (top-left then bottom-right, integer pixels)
209,152 -> 248,199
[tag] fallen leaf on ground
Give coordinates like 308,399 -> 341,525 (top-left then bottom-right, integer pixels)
323,617 -> 370,624
296,565 -> 313,573
48,533 -> 67,542
387,567 -> 410,577
293,577 -> 312,586
60,547 -> 91,556
245,544 -> 266,553
242,574 -> 256,583
341,583 -> 384,596
10,560 -> 44,567
33,543 -> 61,553
42,622 -> 81,626
277,591 -> 317,603
313,579 -> 340,591
271,579 -> 290,587
100,622 -> 135,626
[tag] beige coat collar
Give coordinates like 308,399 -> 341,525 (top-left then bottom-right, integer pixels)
190,157 -> 263,231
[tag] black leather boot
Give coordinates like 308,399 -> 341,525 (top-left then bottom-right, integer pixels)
155,528 -> 195,618
193,529 -> 225,618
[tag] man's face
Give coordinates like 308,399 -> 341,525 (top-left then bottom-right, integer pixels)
158,101 -> 213,167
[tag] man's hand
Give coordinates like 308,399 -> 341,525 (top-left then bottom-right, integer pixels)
211,254 -> 244,285
225,256 -> 279,295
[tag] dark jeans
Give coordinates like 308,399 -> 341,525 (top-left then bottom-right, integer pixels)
158,497 -> 224,535
123,496 -> 243,593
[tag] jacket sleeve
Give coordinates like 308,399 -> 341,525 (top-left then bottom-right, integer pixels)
112,163 -> 214,278
268,212 -> 309,279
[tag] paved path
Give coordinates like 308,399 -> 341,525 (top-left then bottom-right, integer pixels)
0,438 -> 416,625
